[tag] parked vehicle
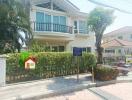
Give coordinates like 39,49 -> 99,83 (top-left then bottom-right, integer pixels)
116,61 -> 131,75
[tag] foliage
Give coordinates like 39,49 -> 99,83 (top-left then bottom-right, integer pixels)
87,7 -> 115,64
0,0 -> 32,54
19,52 -> 30,67
29,41 -> 47,52
6,52 -> 96,83
94,66 -> 119,81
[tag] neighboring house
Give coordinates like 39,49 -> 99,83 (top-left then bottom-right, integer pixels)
30,0 -> 96,52
103,26 -> 132,43
102,39 -> 132,57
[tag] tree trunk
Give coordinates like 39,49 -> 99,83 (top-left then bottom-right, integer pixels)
97,46 -> 103,64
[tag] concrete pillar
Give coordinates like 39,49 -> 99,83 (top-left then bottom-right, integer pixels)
0,55 -> 7,87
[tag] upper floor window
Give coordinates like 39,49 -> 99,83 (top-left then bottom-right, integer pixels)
74,21 -> 78,33
74,20 -> 88,34
118,36 -> 123,39
53,4 -> 65,12
36,2 -> 51,9
36,2 -> 65,12
36,12 -> 67,32
79,21 -> 86,34
36,12 -> 51,23
36,12 -> 66,24
36,12 -> 51,31
79,21 -> 88,34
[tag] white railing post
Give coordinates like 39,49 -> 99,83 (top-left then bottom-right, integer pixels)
0,55 -> 7,87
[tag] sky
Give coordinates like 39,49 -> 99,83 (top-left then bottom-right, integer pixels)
69,0 -> 132,34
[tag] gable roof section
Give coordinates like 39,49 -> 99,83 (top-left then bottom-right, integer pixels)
102,39 -> 132,48
104,26 -> 132,38
65,0 -> 80,10
32,0 -> 80,12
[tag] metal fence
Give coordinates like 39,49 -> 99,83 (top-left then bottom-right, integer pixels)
6,57 -> 90,84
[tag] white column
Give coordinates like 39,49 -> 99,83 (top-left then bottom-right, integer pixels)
0,55 -> 7,87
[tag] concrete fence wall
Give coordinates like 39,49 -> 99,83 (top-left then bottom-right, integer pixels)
0,55 -> 7,87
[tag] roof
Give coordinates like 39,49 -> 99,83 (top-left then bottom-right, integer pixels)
32,0 -> 80,11
31,0 -> 88,17
66,0 -> 80,10
104,26 -> 132,37
102,39 -> 132,48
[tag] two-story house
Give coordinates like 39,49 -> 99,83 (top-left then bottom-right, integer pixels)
30,0 -> 95,52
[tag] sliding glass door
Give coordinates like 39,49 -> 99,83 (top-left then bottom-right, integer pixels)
36,12 -> 44,31
36,12 -> 67,32
36,12 -> 51,31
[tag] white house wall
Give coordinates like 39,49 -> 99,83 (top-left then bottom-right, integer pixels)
67,35 -> 96,52
29,1 -> 96,53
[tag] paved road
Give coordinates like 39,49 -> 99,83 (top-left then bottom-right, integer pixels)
42,82 -> 132,100
98,83 -> 132,100
40,89 -> 102,100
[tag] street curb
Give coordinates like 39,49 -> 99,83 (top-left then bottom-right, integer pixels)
96,79 -> 132,87
89,87 -> 122,100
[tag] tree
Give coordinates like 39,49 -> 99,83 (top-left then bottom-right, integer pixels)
0,0 -> 32,53
87,7 -> 115,64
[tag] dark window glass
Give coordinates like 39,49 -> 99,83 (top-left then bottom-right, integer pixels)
87,47 -> 91,52
52,46 -> 58,52
59,46 -> 65,52
118,49 -> 121,53
74,21 -> 78,33
45,46 -> 50,52
118,36 -> 123,39
53,4 -> 65,12
36,2 -> 51,9
82,48 -> 87,52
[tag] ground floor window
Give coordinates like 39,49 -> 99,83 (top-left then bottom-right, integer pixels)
45,45 -> 65,52
105,49 -> 115,53
82,47 -> 91,53
72,47 -> 91,53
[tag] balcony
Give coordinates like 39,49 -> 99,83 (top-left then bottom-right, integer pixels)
33,22 -> 73,34
32,22 -> 74,41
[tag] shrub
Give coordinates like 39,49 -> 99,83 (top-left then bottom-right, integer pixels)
6,52 -> 96,83
94,66 -> 119,81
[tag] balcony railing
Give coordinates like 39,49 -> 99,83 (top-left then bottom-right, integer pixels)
74,29 -> 89,34
33,22 -> 73,34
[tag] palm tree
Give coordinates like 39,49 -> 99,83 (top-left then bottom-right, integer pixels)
0,0 -> 32,53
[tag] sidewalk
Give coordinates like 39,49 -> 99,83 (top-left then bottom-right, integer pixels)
1,72 -> 132,100
0,74 -> 95,100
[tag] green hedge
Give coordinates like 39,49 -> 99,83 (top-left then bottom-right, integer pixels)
94,66 -> 119,81
6,52 -> 96,83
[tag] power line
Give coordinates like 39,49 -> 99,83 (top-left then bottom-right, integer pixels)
88,0 -> 132,14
